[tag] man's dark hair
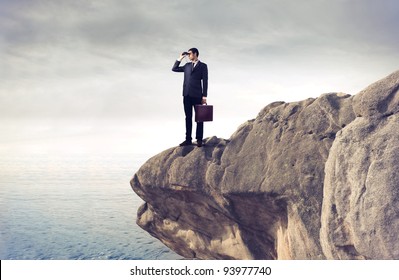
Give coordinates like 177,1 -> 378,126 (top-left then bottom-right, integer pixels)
188,48 -> 199,57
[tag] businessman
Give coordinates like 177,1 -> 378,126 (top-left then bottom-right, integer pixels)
172,48 -> 208,147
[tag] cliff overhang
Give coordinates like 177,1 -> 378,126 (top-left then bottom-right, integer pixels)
131,70 -> 399,259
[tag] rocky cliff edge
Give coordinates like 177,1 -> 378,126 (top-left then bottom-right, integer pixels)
130,70 -> 399,259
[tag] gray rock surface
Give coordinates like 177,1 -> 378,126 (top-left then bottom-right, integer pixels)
321,70 -> 399,259
131,70 -> 399,259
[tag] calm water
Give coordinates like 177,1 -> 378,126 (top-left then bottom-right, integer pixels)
0,152 -> 181,260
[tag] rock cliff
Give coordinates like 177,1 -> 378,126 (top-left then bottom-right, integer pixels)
130,70 -> 399,259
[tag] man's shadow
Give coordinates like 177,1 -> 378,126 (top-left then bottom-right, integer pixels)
179,140 -> 223,158
180,145 -> 196,157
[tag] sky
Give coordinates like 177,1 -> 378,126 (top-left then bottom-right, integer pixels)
1,0 -> 399,155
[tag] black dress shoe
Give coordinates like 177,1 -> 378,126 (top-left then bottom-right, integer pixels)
179,140 -> 192,146
197,140 -> 203,147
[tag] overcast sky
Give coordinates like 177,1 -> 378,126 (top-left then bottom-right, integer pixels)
1,0 -> 398,155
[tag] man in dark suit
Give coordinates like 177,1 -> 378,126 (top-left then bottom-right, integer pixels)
172,48 -> 208,147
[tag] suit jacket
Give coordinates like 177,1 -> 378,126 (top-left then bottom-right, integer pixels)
172,60 -> 208,98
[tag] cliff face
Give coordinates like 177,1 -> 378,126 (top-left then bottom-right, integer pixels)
130,70 -> 399,259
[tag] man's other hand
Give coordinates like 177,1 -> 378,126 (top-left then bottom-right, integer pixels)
202,97 -> 207,104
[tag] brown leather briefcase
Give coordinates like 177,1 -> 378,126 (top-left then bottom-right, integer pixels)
194,104 -> 213,122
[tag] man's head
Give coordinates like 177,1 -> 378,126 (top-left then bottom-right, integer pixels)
187,48 -> 199,61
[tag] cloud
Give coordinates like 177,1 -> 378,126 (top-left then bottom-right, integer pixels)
1,0 -> 398,123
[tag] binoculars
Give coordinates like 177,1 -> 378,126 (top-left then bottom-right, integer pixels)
182,52 -> 189,55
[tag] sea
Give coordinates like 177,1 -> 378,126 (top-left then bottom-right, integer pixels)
0,151 -> 181,260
